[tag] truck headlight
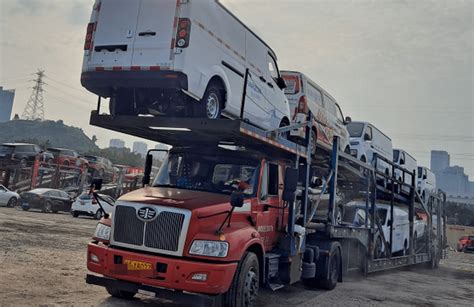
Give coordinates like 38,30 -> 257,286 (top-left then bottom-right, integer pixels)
189,240 -> 229,258
93,223 -> 111,242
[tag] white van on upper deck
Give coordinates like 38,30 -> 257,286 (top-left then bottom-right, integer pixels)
280,71 -> 351,154
81,0 -> 291,132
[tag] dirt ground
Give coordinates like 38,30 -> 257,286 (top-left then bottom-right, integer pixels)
1,206 -> 473,306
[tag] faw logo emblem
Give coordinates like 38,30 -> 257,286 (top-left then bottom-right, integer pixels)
137,207 -> 157,221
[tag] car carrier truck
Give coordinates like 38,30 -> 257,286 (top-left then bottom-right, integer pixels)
84,81 -> 447,305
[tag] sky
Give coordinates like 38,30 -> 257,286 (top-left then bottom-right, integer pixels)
0,0 -> 473,177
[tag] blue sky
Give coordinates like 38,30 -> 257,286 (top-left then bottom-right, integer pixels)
0,0 -> 472,176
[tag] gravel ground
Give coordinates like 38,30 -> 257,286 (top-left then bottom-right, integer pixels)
0,206 -> 473,306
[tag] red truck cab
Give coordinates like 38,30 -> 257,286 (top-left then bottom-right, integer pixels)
87,145 -> 293,304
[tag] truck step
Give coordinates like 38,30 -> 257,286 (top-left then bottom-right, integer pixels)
267,282 -> 285,291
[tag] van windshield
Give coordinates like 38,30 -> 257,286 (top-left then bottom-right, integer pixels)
393,150 -> 400,163
347,122 -> 365,137
153,152 -> 259,197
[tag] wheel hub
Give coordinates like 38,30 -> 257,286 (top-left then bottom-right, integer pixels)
206,93 -> 219,119
243,269 -> 258,306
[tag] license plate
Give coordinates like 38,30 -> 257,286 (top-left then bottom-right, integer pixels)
123,259 -> 152,271
22,202 -> 29,207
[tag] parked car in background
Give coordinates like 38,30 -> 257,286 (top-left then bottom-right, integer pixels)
0,184 -> 20,207
281,70 -> 351,154
47,147 -> 88,167
71,192 -> 115,219
417,166 -> 436,201
80,0 -> 291,131
457,235 -> 473,252
393,149 -> 417,195
20,188 -> 73,213
463,236 -> 474,253
347,122 -> 394,179
0,143 -> 54,167
83,155 -> 116,180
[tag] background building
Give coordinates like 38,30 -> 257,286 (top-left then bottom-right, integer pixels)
132,141 -> 148,157
431,150 -> 474,198
109,138 -> 125,148
0,87 -> 15,122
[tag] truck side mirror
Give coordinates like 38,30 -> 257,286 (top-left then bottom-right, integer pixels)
387,219 -> 392,227
400,159 -> 405,165
142,153 -> 153,186
344,116 -> 352,124
364,133 -> 371,141
282,168 -> 298,202
423,175 -> 427,180
90,178 -> 102,191
276,77 -> 287,90
230,191 -> 244,208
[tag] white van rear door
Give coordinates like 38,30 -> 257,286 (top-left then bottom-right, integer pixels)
90,0 -> 141,68
131,0 -> 178,68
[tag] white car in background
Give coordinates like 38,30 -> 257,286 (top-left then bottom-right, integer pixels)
0,184 -> 20,207
71,192 -> 115,219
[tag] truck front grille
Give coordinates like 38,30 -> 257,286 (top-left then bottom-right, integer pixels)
111,202 -> 191,256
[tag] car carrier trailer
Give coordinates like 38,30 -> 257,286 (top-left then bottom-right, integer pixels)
85,105 -> 447,306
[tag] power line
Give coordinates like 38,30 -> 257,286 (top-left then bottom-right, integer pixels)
45,75 -> 87,93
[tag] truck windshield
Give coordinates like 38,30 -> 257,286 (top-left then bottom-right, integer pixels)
153,152 -> 259,197
347,122 -> 365,137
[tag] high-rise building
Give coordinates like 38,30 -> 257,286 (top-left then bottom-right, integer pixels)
109,138 -> 125,148
431,150 -> 450,172
133,141 -> 148,157
0,87 -> 15,122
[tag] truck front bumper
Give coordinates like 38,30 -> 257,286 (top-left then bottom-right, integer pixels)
86,274 -> 221,306
87,242 -> 238,295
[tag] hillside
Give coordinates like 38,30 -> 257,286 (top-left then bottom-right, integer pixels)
0,119 -> 99,153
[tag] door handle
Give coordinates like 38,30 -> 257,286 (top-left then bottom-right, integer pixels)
138,31 -> 156,36
259,76 -> 266,83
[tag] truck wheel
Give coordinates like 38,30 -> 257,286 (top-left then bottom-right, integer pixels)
195,83 -> 222,119
223,252 -> 259,307
106,286 -> 136,300
315,242 -> 341,290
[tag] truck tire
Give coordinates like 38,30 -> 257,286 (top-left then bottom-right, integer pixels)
222,252 -> 259,307
106,286 -> 136,300
195,83 -> 223,119
315,242 -> 341,290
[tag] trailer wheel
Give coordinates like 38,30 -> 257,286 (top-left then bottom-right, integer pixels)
315,242 -> 341,290
195,83 -> 223,119
106,286 -> 136,300
223,251 -> 259,307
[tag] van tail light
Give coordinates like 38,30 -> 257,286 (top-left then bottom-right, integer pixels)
175,18 -> 191,48
297,96 -> 308,113
84,22 -> 95,50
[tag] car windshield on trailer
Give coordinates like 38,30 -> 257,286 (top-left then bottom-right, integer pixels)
347,122 -> 365,137
153,152 -> 259,197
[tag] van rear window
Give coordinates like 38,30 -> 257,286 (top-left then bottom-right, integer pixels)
282,75 -> 300,95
